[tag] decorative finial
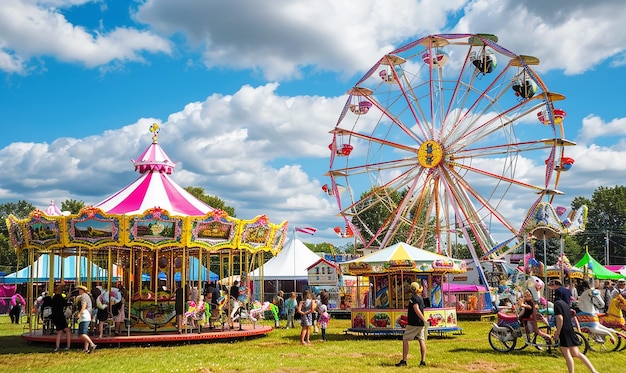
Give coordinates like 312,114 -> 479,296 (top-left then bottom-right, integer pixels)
149,123 -> 160,143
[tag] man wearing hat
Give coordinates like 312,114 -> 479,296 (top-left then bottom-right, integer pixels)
76,285 -> 97,353
548,279 -> 572,306
615,278 -> 626,297
396,281 -> 427,367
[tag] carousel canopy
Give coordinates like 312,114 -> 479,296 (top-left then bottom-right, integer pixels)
4,125 -> 288,255
340,242 -> 466,275
95,129 -> 214,216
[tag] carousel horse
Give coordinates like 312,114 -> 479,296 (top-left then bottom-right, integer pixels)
599,294 -> 626,331
575,288 -> 619,345
525,276 -> 544,303
249,301 -> 271,323
184,297 -> 207,329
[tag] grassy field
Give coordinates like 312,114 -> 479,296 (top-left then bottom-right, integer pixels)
1,315 -> 624,373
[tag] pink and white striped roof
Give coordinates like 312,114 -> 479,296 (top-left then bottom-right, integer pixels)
95,130 -> 215,216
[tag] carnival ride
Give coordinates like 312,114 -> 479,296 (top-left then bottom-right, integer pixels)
326,33 -> 577,323
326,33 -> 574,267
5,124 -> 287,344
488,276 -> 588,354
575,288 -> 626,352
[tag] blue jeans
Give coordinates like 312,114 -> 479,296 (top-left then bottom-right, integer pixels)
286,309 -> 295,328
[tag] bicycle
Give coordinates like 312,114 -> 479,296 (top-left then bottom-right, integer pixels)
488,309 -> 588,354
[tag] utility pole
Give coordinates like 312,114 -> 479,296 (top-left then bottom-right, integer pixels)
605,230 -> 610,265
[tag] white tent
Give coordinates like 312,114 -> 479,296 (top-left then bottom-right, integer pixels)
249,238 -> 321,280
1,254 -> 120,284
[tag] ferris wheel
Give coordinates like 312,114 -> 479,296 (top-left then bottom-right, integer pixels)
326,34 -> 574,260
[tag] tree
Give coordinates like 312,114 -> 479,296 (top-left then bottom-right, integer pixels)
185,186 -> 236,217
571,185 -> 626,264
304,242 -> 335,254
350,186 -> 436,250
61,199 -> 85,214
0,200 -> 36,272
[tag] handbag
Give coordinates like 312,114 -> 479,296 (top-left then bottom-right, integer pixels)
64,306 -> 73,319
42,307 -> 52,318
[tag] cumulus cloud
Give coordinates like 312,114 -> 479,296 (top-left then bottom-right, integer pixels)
454,0 -> 626,75
0,0 -> 171,73
577,115 -> 626,144
0,84 -> 341,231
133,0 -> 466,80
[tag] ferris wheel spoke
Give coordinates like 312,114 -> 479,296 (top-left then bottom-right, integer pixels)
331,127 -> 419,154
450,160 -> 546,192
444,166 -> 520,235
453,139 -> 561,159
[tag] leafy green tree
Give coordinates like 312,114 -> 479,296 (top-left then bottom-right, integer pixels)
303,242 -> 335,254
571,185 -> 626,264
61,199 -> 85,214
350,186 -> 436,250
0,200 -> 35,272
185,186 -> 236,217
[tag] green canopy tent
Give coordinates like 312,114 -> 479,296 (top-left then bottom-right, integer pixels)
574,251 -> 624,280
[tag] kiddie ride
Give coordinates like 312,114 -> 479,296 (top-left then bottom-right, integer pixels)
488,308 -> 588,354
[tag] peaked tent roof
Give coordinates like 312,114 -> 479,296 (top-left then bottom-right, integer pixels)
574,252 -> 624,280
249,238 -> 321,280
1,254 -> 120,284
95,128 -> 215,216
340,242 -> 466,274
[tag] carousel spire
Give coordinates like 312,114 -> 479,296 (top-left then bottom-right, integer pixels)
133,123 -> 176,174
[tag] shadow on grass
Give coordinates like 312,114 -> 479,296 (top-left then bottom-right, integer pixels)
450,346 -> 561,358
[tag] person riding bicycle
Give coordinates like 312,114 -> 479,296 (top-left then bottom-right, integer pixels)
517,289 -> 552,343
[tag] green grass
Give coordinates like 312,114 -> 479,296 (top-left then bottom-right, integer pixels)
1,315 -> 623,373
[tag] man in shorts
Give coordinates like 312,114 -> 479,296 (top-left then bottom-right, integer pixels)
396,281 -> 426,367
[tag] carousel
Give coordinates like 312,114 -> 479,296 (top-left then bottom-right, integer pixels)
5,124 -> 288,346
339,242 -> 466,336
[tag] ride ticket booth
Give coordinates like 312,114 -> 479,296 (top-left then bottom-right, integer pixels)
339,242 -> 466,336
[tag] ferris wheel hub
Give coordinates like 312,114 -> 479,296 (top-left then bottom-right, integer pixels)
417,140 -> 444,168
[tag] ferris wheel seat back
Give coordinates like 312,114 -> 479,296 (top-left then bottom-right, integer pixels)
349,100 -> 372,115
512,78 -> 537,99
379,66 -> 403,84
421,51 -> 449,67
328,143 -> 353,156
470,50 -> 497,74
545,156 -> 574,172
537,108 -> 567,124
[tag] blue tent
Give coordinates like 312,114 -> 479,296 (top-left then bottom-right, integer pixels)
141,257 -> 218,282
0,254 -> 119,284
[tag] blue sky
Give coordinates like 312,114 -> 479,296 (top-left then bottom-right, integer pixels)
1,0 -> 626,249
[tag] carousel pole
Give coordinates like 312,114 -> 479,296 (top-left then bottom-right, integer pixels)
128,246 -> 134,336
293,227 -> 297,294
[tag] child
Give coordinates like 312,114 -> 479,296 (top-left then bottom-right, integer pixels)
318,304 -> 330,342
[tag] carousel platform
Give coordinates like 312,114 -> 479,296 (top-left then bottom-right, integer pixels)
21,323 -> 273,348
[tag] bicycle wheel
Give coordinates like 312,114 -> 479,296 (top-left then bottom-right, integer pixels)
488,325 -> 516,352
575,331 -> 589,354
534,325 -> 553,353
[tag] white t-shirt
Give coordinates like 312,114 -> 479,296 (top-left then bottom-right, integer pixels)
79,293 -> 93,322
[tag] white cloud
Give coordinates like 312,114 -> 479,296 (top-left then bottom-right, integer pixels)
454,0 -> 626,75
0,0 -> 172,73
133,0 -> 466,80
0,84 -> 342,239
577,115 -> 626,144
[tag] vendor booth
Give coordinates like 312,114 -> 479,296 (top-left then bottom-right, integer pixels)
339,242 -> 466,335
